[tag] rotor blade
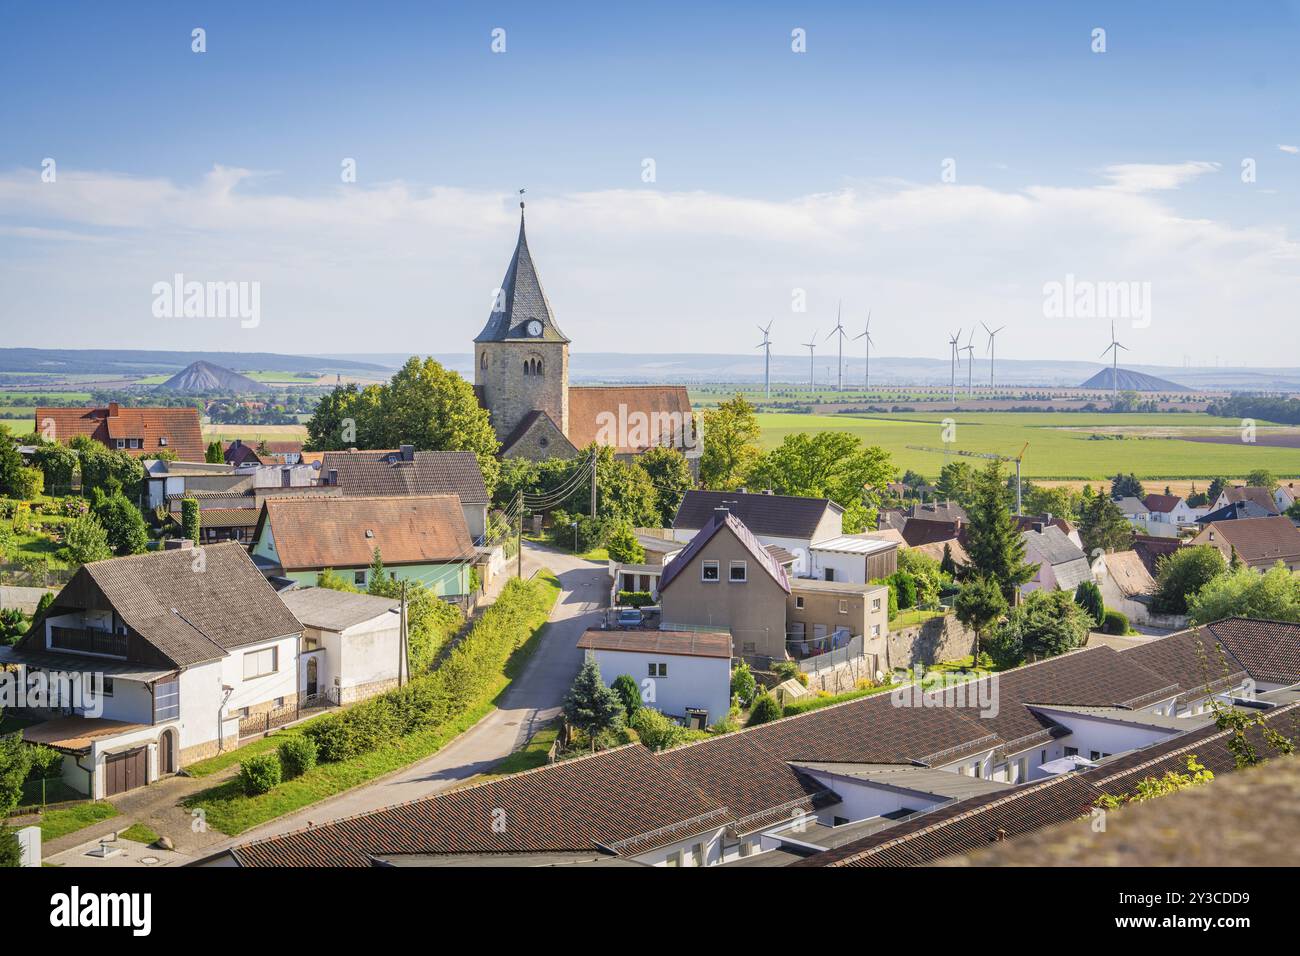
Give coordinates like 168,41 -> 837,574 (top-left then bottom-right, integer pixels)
1100,345 -> 1113,358
982,321 -> 993,335
1115,342 -> 1128,351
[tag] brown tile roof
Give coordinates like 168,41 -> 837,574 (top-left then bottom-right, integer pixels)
320,450 -> 488,505
35,405 -> 205,461
1224,486 -> 1279,514
1142,493 -> 1183,514
577,629 -> 732,659
900,517 -> 966,548
674,489 -> 840,539
255,495 -> 475,571
19,542 -> 301,668
223,624 -> 1300,867
22,716 -> 152,753
1132,534 -> 1184,576
1195,516 -> 1300,565
566,386 -> 694,454
1120,627 -> 1248,702
1205,618 -> 1300,686
795,700 -> 1300,867
659,511 -> 791,594
1099,550 -> 1155,599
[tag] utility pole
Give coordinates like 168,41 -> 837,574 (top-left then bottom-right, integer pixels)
398,580 -> 408,688
590,448 -> 597,517
516,492 -> 523,579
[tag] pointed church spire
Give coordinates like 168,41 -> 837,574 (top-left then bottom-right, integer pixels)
474,192 -> 569,344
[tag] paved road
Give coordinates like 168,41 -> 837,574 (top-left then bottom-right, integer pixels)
205,542 -> 605,853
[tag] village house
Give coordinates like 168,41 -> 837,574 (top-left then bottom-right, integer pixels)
659,508 -> 791,661
0,543 -> 303,798
1090,549 -> 1165,626
1274,482 -> 1299,515
672,489 -> 844,577
278,588 -> 402,706
576,629 -> 733,730
318,446 -> 490,543
1142,492 -> 1202,526
249,494 -> 476,596
1211,485 -> 1280,516
34,403 -> 205,461
1196,498 -> 1276,524
787,578 -> 889,673
1190,515 -> 1300,571
1020,524 -> 1091,595
205,619 -> 1295,868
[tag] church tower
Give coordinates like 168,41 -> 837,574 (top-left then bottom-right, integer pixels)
474,200 -> 570,444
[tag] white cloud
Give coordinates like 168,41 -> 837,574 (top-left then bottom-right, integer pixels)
0,163 -> 1296,365
1279,144 -> 1300,154
1099,161 -> 1220,192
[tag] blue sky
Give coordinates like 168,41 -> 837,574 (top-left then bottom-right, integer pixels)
2,1 -> 1299,365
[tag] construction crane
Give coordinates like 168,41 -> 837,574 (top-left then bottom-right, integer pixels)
906,442 -> 1029,514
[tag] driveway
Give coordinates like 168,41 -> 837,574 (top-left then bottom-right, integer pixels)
201,541 -> 606,853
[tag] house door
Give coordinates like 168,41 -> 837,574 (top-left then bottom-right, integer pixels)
306,657 -> 318,697
104,747 -> 148,796
160,730 -> 176,775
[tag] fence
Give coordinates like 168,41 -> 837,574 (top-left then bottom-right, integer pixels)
796,634 -> 864,675
237,701 -> 300,739
0,564 -> 74,589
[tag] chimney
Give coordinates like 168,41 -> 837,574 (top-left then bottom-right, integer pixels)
993,828 -> 1007,843
400,444 -> 414,462
107,402 -> 120,417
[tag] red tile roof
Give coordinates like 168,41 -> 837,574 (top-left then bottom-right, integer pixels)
566,386 -> 694,454
35,405 -> 204,461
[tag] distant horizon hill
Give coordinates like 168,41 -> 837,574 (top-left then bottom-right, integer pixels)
1078,367 -> 1190,392
4,348 -> 1300,393
159,360 -> 262,394
0,348 -> 386,377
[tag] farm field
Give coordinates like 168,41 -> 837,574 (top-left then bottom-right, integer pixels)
754,411 -> 1300,481
202,423 -> 309,443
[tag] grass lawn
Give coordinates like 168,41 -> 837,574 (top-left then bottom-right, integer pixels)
119,822 -> 161,844
182,713 -> 333,779
754,411 -> 1300,481
39,801 -> 119,842
185,571 -> 561,835
19,777 -> 84,809
477,724 -> 560,781
890,608 -> 948,630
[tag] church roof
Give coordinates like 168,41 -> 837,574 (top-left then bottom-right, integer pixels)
474,207 -> 569,344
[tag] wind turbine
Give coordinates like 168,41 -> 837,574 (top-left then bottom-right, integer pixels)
961,328 -> 976,397
802,329 -> 819,388
1100,320 -> 1128,401
983,322 -> 1006,389
826,302 -> 848,392
948,329 -> 962,405
853,310 -> 874,391
755,320 -> 773,399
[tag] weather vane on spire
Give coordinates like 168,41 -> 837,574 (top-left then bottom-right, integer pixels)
519,187 -> 525,210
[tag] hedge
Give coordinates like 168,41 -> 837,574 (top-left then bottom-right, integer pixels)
616,591 -> 654,607
277,736 -> 318,779
1103,609 -> 1129,635
303,576 -> 556,765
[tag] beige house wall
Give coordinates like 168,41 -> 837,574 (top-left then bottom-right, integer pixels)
787,585 -> 888,645
659,526 -> 787,660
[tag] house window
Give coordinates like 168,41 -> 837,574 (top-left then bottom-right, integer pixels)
354,570 -> 366,586
243,646 -> 279,679
665,851 -> 682,867
1064,746 -> 1079,758
1090,751 -> 1111,761
648,662 -> 667,678
871,598 -> 881,612
824,568 -> 835,582
729,560 -> 747,582
741,642 -> 756,654
701,560 -> 719,582
838,600 -> 848,614
691,843 -> 704,867
159,437 -> 168,447
795,596 -> 805,609
870,624 -> 881,638
480,352 -> 487,370
276,697 -> 286,709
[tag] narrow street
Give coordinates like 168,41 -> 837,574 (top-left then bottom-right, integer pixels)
189,541 -> 606,857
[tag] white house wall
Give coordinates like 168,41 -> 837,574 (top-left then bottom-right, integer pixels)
338,614 -> 402,695
589,648 -> 730,725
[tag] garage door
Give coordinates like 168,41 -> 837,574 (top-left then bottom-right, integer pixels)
104,747 -> 148,797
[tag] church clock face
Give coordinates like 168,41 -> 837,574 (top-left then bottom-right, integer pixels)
526,319 -> 543,337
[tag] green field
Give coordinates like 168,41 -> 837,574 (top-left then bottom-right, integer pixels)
755,411 -> 1300,481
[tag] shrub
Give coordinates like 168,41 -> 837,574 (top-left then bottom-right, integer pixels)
747,692 -> 783,727
630,708 -> 700,751
1074,581 -> 1106,627
277,736 -> 318,779
238,753 -> 282,795
1151,545 -> 1227,615
604,521 -> 646,564
1102,609 -> 1129,635
24,744 -> 63,781
304,715 -> 353,763
730,662 -> 757,707
771,660 -> 799,682
616,590 -> 654,608
889,571 -> 918,610
610,673 -> 642,720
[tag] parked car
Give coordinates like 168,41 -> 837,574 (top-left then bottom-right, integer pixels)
616,608 -> 643,627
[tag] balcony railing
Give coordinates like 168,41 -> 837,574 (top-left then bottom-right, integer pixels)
49,625 -> 129,658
